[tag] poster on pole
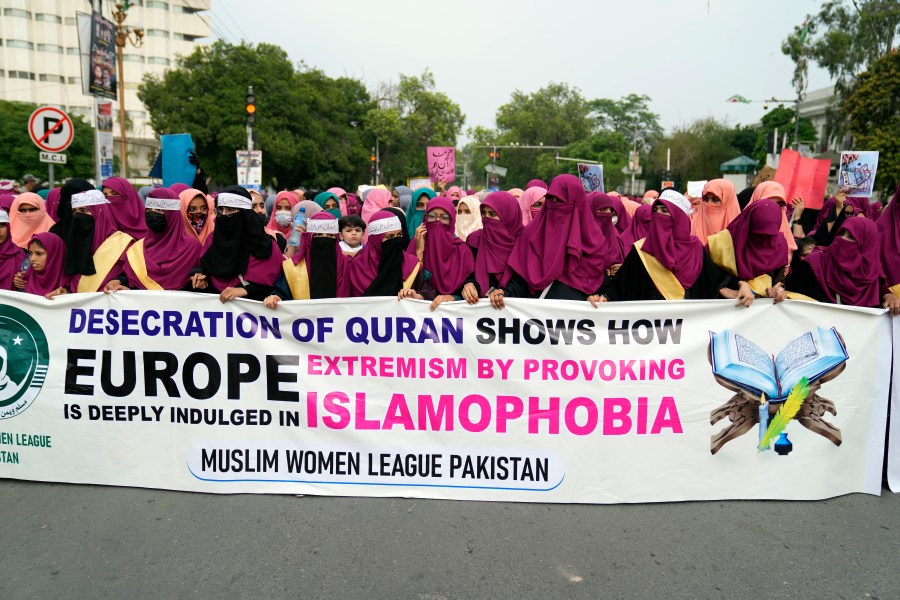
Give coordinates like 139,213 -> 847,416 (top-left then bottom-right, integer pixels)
87,12 -> 117,100
839,151 -> 879,198
577,163 -> 604,193
96,99 -> 115,179
427,147 -> 456,183
236,151 -> 262,191
0,292 -> 890,504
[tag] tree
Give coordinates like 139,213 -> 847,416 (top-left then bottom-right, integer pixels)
139,41 -> 374,189
0,100 -> 95,185
782,0 -> 899,143
589,94 -> 664,143
753,106 -> 818,163
365,70 -> 465,185
843,50 -> 899,197
646,118 -> 745,190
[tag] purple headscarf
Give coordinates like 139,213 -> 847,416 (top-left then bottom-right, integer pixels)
24,232 -> 67,296
504,174 -> 609,295
468,192 -> 523,295
806,217 -> 881,306
0,194 -> 14,213
725,199 -> 788,280
123,188 -> 204,290
870,200 -> 884,221
45,188 -> 61,221
102,177 -> 150,239
349,210 -> 419,296
640,199 -> 704,288
589,192 -> 627,265
0,216 -> 24,291
526,179 -> 548,190
629,203 -> 652,242
169,183 -> 190,195
418,196 -> 474,295
877,184 -> 900,286
810,195 -> 871,236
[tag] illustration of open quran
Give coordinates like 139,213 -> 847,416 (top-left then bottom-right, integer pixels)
708,327 -> 848,455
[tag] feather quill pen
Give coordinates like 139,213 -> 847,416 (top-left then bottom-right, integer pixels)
757,377 -> 810,452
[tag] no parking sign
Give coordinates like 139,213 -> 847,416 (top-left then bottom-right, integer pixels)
28,106 -> 74,153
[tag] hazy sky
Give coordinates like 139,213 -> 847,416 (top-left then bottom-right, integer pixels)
207,0 -> 833,140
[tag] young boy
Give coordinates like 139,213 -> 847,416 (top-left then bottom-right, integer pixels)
339,215 -> 365,256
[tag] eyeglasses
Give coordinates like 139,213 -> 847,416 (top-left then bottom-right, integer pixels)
426,212 -> 452,223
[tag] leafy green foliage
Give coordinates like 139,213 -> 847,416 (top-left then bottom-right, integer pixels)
365,70 -> 465,185
753,106 -> 818,163
138,41 -> 375,189
0,100 -> 95,184
844,50 -> 899,197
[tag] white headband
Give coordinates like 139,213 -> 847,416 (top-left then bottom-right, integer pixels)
0,210 -> 8,224
659,189 -> 693,216
367,216 -> 401,236
307,218 -> 339,234
71,190 -> 109,209
217,192 -> 252,209
144,197 -> 182,211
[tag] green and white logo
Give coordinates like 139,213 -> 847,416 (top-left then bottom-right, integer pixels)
0,305 -> 49,419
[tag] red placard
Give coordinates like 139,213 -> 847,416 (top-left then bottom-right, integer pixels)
773,149 -> 831,210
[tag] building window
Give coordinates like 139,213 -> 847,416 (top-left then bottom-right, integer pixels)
174,33 -> 202,42
3,8 -> 32,19
67,76 -> 79,84
147,57 -> 171,66
123,54 -> 146,63
5,40 -> 35,50
146,29 -> 170,38
11,71 -> 36,80
65,17 -> 76,25
35,13 -> 63,24
146,1 -> 170,9
39,74 -> 66,83
67,47 -> 80,55
38,43 -> 64,54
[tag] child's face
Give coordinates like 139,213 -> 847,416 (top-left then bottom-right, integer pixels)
800,242 -> 816,257
341,226 -> 364,247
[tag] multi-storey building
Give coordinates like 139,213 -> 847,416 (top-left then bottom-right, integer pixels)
0,0 -> 212,176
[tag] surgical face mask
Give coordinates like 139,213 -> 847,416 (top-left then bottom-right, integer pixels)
145,212 -> 167,233
274,210 -> 292,227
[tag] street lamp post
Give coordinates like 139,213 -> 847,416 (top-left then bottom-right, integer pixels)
112,2 -> 143,178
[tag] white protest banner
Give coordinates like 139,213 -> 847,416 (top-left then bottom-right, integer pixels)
686,180 -> 707,198
0,291 -> 889,503
888,319 -> 900,492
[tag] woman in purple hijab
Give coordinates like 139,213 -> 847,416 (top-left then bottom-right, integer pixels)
629,203 -> 652,242
350,210 -> 427,297
63,190 -> 135,293
120,187 -> 204,290
101,177 -> 150,239
407,196 -> 475,310
264,212 -> 350,307
460,191 -> 523,303
588,192 -> 627,269
807,188 -> 869,246
787,218 -> 883,307
875,184 -> 900,315
0,194 -> 14,213
706,199 -> 789,307
21,232 -> 68,298
0,209 -> 25,291
490,174 -> 612,307
598,198 -> 724,302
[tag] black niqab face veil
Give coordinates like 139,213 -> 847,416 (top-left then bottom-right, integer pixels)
50,178 -> 94,243
363,236 -> 405,296
200,185 -> 273,279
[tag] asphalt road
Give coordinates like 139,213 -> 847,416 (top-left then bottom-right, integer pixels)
1,480 -> 897,599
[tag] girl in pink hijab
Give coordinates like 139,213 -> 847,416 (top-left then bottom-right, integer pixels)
455,196 -> 483,242
266,191 -> 300,237
179,188 -> 215,244
9,192 -> 56,248
517,186 -> 546,226
748,181 -> 798,253
327,187 -> 349,215
445,186 -> 463,203
360,188 -> 392,234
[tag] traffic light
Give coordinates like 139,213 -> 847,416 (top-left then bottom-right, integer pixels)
245,87 -> 256,126
489,150 -> 500,160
